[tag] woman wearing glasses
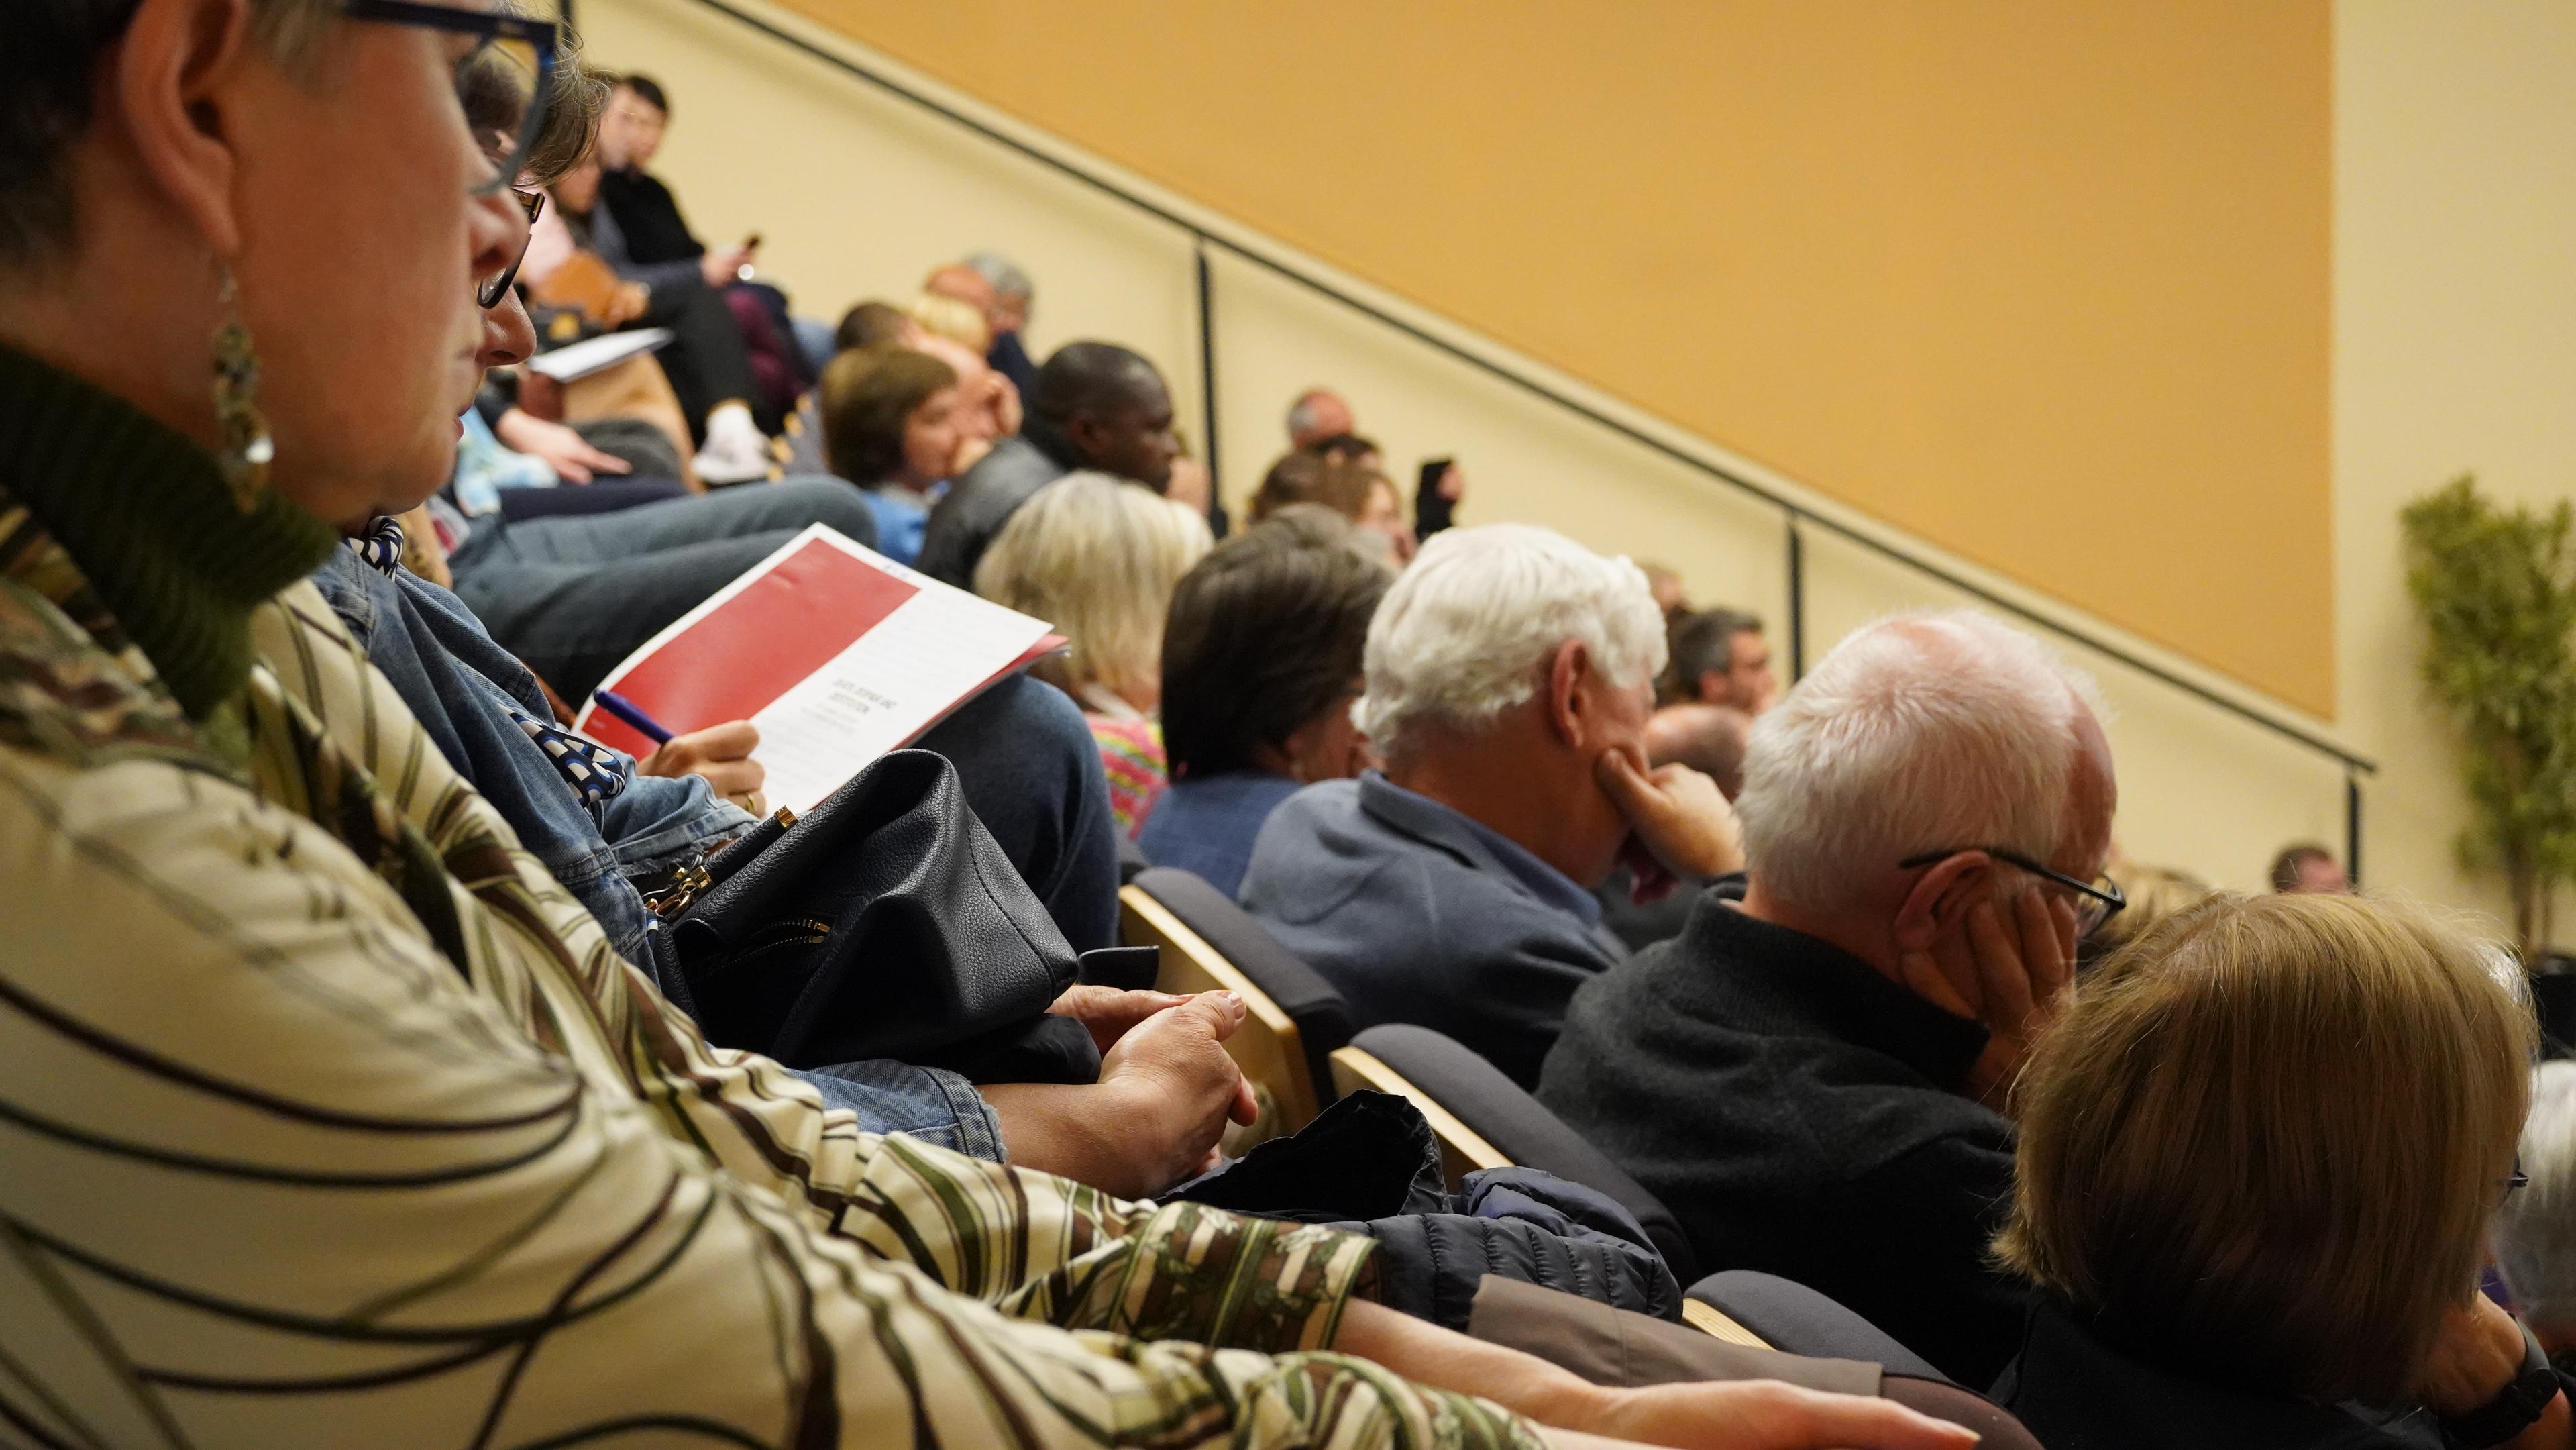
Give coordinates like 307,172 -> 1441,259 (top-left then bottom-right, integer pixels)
0,5 -> 1968,1450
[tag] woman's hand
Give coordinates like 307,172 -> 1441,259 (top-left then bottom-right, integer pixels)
639,721 -> 765,816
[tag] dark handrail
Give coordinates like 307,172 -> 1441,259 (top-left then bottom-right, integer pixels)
673,0 -> 2376,782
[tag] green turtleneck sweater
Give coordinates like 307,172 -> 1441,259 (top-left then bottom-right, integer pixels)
0,342 -> 337,721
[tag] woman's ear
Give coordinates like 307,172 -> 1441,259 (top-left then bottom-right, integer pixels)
114,0 -> 260,259
1891,851 -> 1993,955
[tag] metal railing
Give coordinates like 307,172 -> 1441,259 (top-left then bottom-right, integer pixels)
680,0 -> 2378,877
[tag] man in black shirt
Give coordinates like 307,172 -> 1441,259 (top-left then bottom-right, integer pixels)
1539,609 -> 2117,1388
594,74 -> 751,284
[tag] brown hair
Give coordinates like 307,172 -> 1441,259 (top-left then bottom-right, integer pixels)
817,345 -> 957,486
1161,511 -> 1392,780
1996,892 -> 2534,1402
1249,450 -> 1377,523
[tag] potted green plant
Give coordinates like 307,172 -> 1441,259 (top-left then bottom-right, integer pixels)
2402,474 -> 2576,964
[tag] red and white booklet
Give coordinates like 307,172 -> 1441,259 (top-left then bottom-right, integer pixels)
572,523 -> 1063,815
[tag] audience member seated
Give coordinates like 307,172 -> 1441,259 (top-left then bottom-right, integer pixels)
1252,448 -> 1413,566
1142,507 -> 1393,896
965,250 -> 1039,393
818,344 -> 964,566
594,71 -> 812,403
1992,893 -> 2564,1449
1595,701 -> 1755,950
2271,839 -> 2353,893
976,472 -> 1212,835
1288,385 -> 1358,448
918,340 -> 1181,587
1662,605 -> 1779,712
0,5 -> 2028,1445
2498,1062 -> 2576,1371
1240,524 -> 1746,1087
313,502 -> 1186,1178
525,149 -> 774,480
1542,609 -> 2115,1386
1252,448 -> 1373,521
595,74 -> 749,289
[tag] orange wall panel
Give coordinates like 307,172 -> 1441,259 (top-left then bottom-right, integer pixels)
792,0 -> 2334,713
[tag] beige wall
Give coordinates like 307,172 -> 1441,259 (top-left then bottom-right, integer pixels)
2336,0 -> 2576,948
588,0 -> 2566,933
787,0 -> 2335,717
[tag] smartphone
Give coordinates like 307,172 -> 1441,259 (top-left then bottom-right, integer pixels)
742,232 -> 763,251
1415,458 -> 1457,539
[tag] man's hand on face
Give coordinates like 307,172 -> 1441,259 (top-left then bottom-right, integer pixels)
1595,744 -> 1746,884
1898,883 -> 2076,1109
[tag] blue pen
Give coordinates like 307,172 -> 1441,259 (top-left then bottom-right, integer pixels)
592,688 -> 674,745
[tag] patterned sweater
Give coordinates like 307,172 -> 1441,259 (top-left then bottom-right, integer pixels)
0,345 -> 1541,1450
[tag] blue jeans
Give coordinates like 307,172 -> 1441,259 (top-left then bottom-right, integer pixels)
794,1061 -> 1006,1160
447,477 -> 878,701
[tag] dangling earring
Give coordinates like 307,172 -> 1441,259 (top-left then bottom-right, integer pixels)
210,270 -> 274,513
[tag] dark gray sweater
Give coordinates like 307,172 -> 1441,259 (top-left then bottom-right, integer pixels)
1536,897 -> 2027,1385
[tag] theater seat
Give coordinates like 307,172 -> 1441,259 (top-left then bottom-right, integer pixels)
1120,869 -> 1356,1133
1686,1271 -> 2043,1450
1330,1023 -> 1700,1284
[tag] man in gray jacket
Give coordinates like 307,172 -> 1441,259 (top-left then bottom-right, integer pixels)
1239,524 -> 1745,1086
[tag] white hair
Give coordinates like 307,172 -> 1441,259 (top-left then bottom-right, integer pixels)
2497,1061 -> 2576,1324
964,252 -> 1032,301
1356,523 -> 1667,762
1733,609 -> 2100,915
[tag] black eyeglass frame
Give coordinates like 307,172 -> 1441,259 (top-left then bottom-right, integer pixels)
338,0 -> 572,196
479,187 -> 545,308
1897,845 -> 2128,931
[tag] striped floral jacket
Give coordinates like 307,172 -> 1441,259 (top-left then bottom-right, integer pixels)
0,350 -> 1538,1450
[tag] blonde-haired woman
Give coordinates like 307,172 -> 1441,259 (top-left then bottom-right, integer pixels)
1993,891 -> 2567,1449
977,472 -> 1213,834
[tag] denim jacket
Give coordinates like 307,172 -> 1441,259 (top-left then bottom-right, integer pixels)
307,549 -> 1003,1158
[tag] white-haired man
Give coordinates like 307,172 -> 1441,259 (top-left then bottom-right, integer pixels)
1539,610 -> 2118,1388
1239,525 -> 1746,1088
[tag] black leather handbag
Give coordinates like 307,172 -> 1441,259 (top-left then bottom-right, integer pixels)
655,749 -> 1099,1084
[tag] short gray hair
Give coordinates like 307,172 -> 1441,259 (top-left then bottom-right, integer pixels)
2497,1061 -> 2576,1324
965,251 -> 1032,301
1733,609 -> 2098,915
1355,523 -> 1666,763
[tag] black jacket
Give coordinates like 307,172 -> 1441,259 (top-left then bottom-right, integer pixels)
1994,1301 -> 2440,1449
1536,897 -> 2026,1385
915,432 -> 1077,589
598,167 -> 704,266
